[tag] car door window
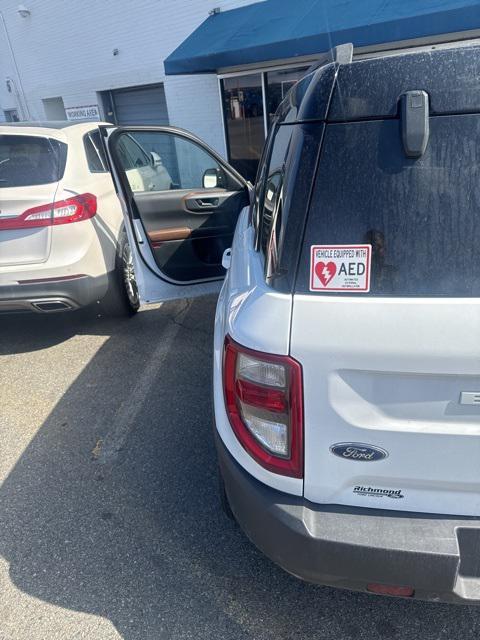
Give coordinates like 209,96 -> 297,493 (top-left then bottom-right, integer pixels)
114,131 -> 227,193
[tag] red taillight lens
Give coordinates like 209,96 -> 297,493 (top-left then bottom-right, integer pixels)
223,335 -> 303,478
0,193 -> 97,230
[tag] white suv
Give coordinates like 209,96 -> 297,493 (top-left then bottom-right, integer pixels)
104,39 -> 480,604
0,121 -> 170,314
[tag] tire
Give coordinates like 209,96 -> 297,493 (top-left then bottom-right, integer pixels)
100,233 -> 140,317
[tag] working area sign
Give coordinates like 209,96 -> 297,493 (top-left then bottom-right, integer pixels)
65,105 -> 100,121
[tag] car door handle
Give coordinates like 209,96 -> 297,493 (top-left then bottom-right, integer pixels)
183,191 -> 227,215
197,197 -> 219,207
184,196 -> 219,212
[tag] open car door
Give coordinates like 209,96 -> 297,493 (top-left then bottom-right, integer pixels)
102,125 -> 250,303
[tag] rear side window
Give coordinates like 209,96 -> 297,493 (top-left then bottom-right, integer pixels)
0,135 -> 67,187
84,130 -> 107,173
255,124 -> 294,265
297,114 -> 480,297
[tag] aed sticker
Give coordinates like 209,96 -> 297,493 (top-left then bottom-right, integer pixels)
310,244 -> 371,292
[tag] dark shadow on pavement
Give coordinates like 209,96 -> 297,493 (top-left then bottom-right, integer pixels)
0,304 -> 127,356
1,297 -> 480,639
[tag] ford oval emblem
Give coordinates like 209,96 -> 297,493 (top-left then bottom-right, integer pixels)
330,442 -> 388,462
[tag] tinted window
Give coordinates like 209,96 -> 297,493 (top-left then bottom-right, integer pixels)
256,125 -> 294,264
84,130 -> 107,173
297,115 -> 480,297
0,135 -> 67,187
116,134 -> 151,171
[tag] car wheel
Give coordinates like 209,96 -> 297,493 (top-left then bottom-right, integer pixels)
100,233 -> 140,317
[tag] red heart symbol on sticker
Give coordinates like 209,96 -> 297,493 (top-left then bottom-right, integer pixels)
315,261 -> 336,287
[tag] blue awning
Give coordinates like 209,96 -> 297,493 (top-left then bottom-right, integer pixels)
164,0 -> 480,75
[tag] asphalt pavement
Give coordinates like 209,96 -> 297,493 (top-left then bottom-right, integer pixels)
1,296 -> 480,639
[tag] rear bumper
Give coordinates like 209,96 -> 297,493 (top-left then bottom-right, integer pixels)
0,273 -> 109,313
215,431 -> 480,604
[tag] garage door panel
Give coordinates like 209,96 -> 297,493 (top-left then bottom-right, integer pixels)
112,84 -> 169,126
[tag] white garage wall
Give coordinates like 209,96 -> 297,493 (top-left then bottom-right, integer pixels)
0,0 -> 260,153
164,74 -> 226,156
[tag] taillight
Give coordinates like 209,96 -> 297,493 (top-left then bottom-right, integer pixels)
0,193 -> 97,230
223,335 -> 303,478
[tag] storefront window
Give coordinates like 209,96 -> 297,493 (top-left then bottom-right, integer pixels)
222,74 -> 265,182
265,67 -> 309,125
221,66 -> 310,181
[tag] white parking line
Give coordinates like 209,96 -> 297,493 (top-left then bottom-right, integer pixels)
96,313 -> 181,464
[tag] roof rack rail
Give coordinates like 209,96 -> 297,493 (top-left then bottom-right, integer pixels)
353,29 -> 480,60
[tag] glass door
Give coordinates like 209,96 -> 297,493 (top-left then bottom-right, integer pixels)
221,74 -> 265,182
221,67 -> 310,181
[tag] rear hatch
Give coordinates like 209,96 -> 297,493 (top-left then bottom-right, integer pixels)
0,133 -> 67,266
290,44 -> 480,517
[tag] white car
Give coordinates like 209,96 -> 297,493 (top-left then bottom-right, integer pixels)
0,121 -> 171,314
105,39 -> 480,604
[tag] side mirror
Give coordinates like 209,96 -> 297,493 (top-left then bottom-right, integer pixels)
222,248 -> 232,270
202,167 -> 223,189
150,151 -> 162,168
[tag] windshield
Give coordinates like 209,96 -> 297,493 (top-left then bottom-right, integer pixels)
0,135 -> 67,187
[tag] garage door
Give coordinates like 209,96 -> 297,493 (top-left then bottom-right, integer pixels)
111,84 -> 169,125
